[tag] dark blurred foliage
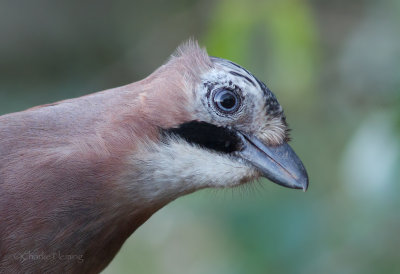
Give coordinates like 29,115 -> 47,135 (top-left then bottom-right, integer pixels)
0,0 -> 399,273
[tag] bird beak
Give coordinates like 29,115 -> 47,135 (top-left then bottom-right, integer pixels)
236,133 -> 309,191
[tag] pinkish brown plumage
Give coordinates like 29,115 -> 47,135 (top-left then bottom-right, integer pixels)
0,41 -> 308,273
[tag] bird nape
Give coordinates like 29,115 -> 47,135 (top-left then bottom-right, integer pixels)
0,40 -> 308,273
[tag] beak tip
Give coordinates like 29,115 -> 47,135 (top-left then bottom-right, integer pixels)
298,174 -> 309,192
302,182 -> 308,192
272,175 -> 309,191
287,172 -> 309,192
275,165 -> 309,192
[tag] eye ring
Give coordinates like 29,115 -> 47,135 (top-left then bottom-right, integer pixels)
213,89 -> 241,114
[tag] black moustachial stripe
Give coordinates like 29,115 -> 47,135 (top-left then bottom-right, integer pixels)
163,121 -> 242,153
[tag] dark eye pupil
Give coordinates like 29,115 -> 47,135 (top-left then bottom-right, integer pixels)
220,93 -> 235,109
214,89 -> 239,113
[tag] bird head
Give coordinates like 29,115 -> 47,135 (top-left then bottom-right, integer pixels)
127,41 -> 308,200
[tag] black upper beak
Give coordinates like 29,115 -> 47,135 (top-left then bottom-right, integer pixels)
236,133 -> 309,191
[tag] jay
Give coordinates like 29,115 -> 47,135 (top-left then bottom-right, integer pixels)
0,41 -> 308,273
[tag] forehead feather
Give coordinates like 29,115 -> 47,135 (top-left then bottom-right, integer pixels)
209,57 -> 283,117
170,41 -> 284,116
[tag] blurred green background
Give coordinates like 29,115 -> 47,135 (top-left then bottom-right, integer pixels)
1,0 -> 399,273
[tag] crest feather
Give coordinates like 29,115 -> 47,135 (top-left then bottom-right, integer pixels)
169,39 -> 213,84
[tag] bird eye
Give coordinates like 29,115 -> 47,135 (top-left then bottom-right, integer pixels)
213,89 -> 240,113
